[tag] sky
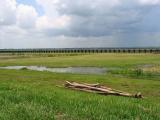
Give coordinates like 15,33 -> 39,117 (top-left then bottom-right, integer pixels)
0,0 -> 160,48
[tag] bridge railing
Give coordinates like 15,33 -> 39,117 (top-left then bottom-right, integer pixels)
0,48 -> 160,54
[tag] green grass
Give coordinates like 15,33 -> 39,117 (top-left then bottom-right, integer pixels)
0,53 -> 160,120
0,53 -> 160,68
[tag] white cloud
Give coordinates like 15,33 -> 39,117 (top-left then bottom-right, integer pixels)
0,0 -> 160,48
34,0 -> 150,36
36,15 -> 70,30
36,0 -> 60,17
16,4 -> 38,28
0,0 -> 16,25
139,0 -> 160,5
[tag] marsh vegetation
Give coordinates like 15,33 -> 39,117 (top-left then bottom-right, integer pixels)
0,53 -> 160,120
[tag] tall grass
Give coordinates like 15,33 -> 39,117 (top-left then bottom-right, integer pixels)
0,53 -> 160,119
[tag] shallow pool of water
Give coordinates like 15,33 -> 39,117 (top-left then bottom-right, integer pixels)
0,66 -> 107,75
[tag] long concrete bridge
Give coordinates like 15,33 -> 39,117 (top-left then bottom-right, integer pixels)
0,47 -> 160,53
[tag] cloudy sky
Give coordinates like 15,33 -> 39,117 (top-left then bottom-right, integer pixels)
0,0 -> 160,48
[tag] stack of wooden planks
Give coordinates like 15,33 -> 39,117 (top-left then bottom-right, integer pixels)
65,81 -> 143,98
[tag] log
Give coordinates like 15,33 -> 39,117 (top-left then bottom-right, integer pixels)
99,86 -> 130,94
83,83 -> 100,87
66,81 -> 126,93
65,81 -> 113,93
65,81 -> 142,98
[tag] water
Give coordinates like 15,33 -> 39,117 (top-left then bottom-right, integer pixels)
0,66 -> 107,75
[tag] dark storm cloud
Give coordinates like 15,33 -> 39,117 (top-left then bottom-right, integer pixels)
42,0 -> 159,37
1,0 -> 160,48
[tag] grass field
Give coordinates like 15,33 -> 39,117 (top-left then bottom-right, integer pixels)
0,53 -> 160,120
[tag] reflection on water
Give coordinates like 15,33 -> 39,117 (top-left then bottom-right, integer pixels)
0,66 -> 107,75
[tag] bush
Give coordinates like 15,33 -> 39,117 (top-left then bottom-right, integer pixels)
133,69 -> 143,76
